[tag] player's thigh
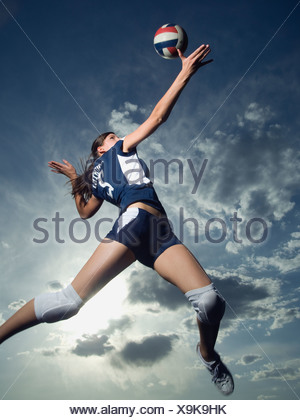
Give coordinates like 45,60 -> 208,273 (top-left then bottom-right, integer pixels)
154,244 -> 211,293
71,239 -> 136,301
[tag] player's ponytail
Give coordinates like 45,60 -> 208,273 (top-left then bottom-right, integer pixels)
70,132 -> 114,201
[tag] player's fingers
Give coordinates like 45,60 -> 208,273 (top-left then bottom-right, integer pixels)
189,44 -> 208,60
48,163 -> 65,172
48,163 -> 61,170
177,49 -> 185,59
196,46 -> 211,63
50,160 -> 66,167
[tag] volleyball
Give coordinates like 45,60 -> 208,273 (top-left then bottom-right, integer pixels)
153,24 -> 188,59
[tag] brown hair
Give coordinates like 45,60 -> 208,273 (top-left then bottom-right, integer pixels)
71,132 -> 114,200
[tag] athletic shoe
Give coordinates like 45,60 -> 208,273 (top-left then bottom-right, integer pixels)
196,343 -> 234,396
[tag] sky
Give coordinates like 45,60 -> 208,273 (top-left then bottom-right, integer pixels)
0,0 -> 300,404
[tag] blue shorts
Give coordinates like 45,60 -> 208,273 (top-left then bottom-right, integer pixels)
106,207 -> 182,268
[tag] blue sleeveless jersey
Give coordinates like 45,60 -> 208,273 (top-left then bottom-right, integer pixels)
92,140 -> 165,214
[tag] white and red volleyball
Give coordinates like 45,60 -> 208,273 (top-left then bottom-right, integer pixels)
153,23 -> 188,59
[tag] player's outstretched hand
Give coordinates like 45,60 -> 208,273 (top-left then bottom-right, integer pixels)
178,44 -> 213,78
48,159 -> 77,180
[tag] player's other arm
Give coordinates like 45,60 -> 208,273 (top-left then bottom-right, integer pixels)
48,159 -> 103,219
72,193 -> 103,219
123,44 -> 212,152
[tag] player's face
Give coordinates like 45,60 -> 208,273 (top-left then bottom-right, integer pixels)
98,133 -> 119,155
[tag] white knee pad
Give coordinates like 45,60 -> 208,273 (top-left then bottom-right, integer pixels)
34,284 -> 83,323
185,283 -> 226,325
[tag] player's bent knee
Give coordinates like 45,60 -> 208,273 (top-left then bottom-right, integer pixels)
185,283 -> 225,325
34,284 -> 83,323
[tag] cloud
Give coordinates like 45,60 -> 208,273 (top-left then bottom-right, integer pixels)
72,334 -> 114,357
41,348 -> 61,357
243,102 -> 273,127
100,315 -> 133,335
124,102 -> 138,113
118,333 -> 179,367
108,102 -> 140,137
225,241 -> 241,255
47,281 -> 64,290
237,354 -> 263,365
269,307 -> 300,330
125,265 -> 299,336
161,101 -> 300,245
208,271 -> 299,333
126,270 -> 188,311
1,241 -> 10,249
36,316 -> 132,361
257,394 -> 278,400
249,230 -> 300,274
251,360 -> 300,382
8,299 -> 26,311
198,274 -> 272,327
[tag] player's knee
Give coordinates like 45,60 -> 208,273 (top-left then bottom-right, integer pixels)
34,284 -> 83,323
185,284 -> 226,325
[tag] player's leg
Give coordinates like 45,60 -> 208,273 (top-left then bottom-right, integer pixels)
153,243 -> 221,361
154,244 -> 234,395
0,240 -> 135,344
0,299 -> 39,345
70,239 -> 136,301
197,318 -> 220,362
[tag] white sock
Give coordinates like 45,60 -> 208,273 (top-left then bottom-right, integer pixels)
197,344 -> 218,367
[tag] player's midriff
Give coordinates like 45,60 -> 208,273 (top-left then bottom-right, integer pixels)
127,202 -> 163,218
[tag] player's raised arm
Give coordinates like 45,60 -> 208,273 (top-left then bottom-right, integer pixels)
123,44 -> 212,152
